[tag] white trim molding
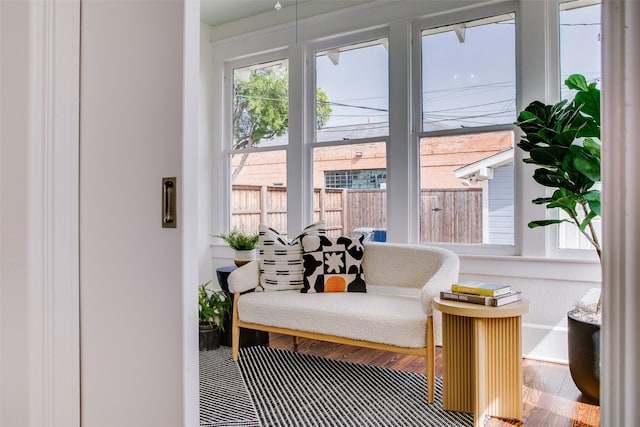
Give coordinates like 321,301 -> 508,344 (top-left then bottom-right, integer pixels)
0,1 -> 80,426
602,0 -> 640,425
182,0 -> 201,425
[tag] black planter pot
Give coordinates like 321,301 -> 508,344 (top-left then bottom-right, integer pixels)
199,324 -> 221,351
567,311 -> 600,404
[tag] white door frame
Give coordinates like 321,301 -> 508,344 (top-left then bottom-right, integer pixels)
1,1 -> 80,426
1,0 -> 199,425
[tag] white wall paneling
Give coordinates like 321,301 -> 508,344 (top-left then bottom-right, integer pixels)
1,1 -> 80,425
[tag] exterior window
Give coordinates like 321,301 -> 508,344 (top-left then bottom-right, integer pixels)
419,131 -> 514,244
560,1 -> 601,94
230,58 -> 289,234
230,150 -> 287,235
421,14 -> 516,130
419,14 -> 515,245
233,59 -> 289,150
558,0 -> 602,250
325,169 -> 386,189
313,143 -> 387,237
315,38 -> 389,142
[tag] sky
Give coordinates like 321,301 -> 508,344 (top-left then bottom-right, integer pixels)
313,3 -> 601,134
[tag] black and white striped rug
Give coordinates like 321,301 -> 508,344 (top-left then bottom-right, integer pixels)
200,347 -> 261,426
200,346 -> 474,426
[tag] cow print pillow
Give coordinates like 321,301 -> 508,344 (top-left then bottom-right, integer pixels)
300,235 -> 366,293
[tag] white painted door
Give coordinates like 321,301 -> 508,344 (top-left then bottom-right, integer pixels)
80,1 -> 198,426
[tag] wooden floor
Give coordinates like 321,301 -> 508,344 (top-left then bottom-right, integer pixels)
266,332 -> 600,427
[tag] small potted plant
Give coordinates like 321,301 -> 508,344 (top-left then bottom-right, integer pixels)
213,227 -> 260,266
515,74 -> 601,402
198,280 -> 232,351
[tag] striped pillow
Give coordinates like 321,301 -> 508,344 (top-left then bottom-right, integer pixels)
257,221 -> 326,291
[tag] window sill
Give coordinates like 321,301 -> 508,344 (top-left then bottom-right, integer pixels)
459,253 -> 601,284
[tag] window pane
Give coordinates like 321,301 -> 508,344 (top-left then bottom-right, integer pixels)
313,143 -> 387,238
419,131 -> 514,245
560,1 -> 601,99
559,1 -> 602,250
233,59 -> 289,149
421,14 -> 515,131
325,169 -> 387,189
231,151 -> 287,235
316,39 -> 389,142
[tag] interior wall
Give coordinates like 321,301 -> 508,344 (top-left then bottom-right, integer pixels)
80,2 -> 188,425
459,262 -> 599,362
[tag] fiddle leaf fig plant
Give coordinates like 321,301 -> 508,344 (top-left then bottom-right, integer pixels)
516,74 -> 601,313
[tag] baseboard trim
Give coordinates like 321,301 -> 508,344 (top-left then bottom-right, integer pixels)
522,322 -> 568,364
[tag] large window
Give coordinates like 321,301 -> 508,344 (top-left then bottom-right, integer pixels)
418,14 -> 516,246
215,0 -> 602,262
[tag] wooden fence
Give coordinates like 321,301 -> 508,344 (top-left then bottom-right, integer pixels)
232,185 -> 482,243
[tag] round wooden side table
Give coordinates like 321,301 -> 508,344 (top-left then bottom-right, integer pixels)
433,297 -> 530,427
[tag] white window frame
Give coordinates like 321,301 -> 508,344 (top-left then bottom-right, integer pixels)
305,28 -> 392,234
411,3 -> 519,256
223,49 -> 290,233
309,29 -> 390,144
548,0 -> 601,262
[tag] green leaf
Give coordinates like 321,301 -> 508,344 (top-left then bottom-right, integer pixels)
553,128 -> 579,147
574,89 -> 601,125
516,110 -> 539,123
531,197 -> 556,205
580,211 -> 598,232
547,198 -> 577,212
533,168 -> 572,189
565,74 -> 589,92
529,146 -> 568,167
528,219 -> 571,228
575,120 -> 600,139
587,199 -> 601,216
583,138 -> 601,157
572,146 -> 600,181
582,190 -> 601,202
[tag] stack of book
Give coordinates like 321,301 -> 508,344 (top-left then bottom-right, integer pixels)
440,281 -> 522,307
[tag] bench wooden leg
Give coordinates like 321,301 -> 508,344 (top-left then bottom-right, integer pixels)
293,336 -> 299,351
426,315 -> 435,403
232,293 -> 240,361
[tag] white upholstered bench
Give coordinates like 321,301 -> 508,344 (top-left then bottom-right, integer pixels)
228,242 -> 460,402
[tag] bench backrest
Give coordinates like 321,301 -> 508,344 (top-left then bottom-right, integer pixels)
362,242 -> 459,289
